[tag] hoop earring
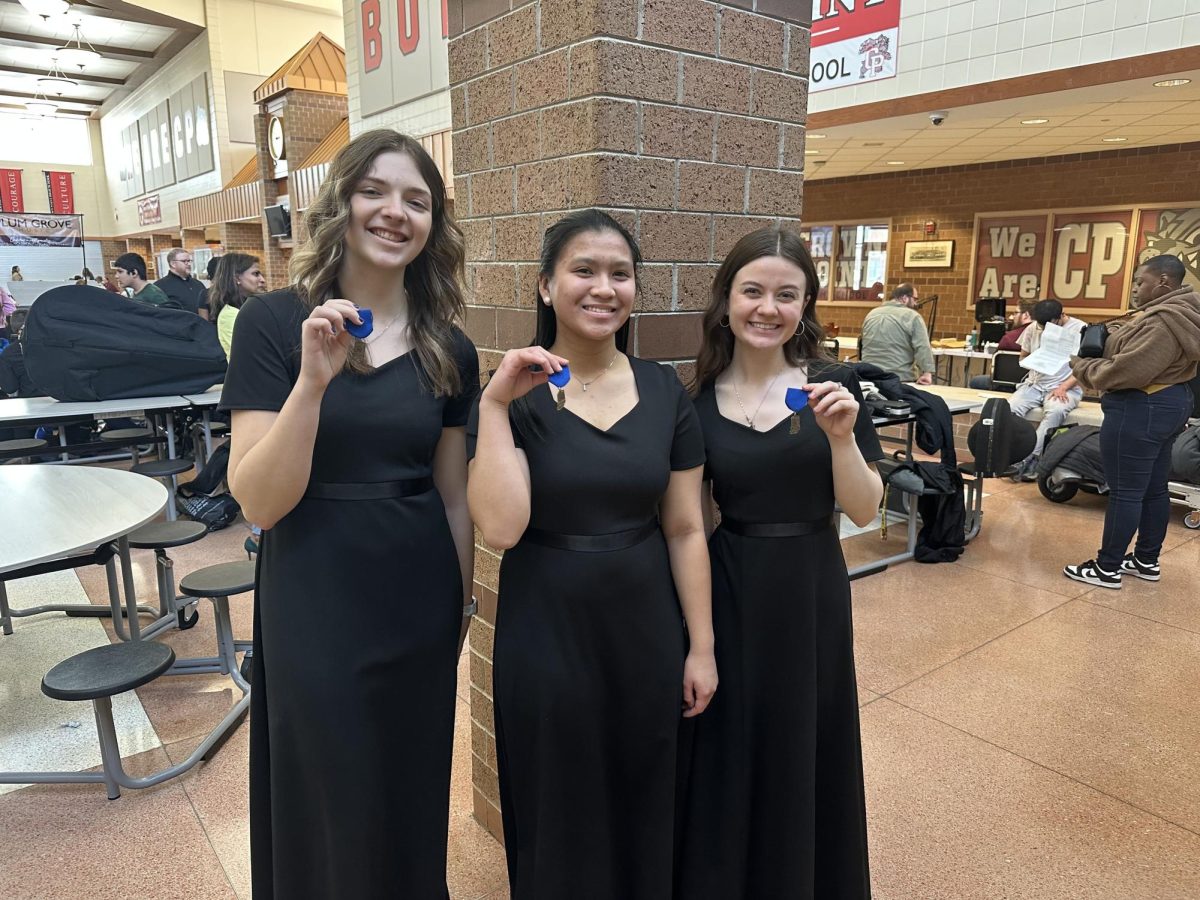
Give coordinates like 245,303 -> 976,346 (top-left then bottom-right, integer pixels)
719,315 -> 730,328
792,319 -> 808,340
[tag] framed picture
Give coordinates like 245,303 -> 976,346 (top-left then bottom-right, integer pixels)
904,239 -> 954,268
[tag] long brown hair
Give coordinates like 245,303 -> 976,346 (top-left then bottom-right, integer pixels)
690,226 -> 829,394
207,253 -> 258,322
289,129 -> 466,396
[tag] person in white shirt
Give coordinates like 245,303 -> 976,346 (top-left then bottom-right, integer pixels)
1010,299 -> 1086,480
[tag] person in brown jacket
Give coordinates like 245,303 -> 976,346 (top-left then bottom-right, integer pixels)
1063,254 -> 1200,588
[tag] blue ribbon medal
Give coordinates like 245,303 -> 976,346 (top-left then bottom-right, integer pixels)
547,365 -> 571,411
344,308 -> 374,339
785,387 -> 808,434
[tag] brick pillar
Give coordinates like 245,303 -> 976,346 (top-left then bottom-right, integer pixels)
219,222 -> 266,260
449,0 -> 811,841
99,239 -> 126,275
125,237 -> 154,276
181,228 -> 207,251
149,233 -> 182,275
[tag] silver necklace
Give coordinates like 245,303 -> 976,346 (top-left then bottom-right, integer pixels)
576,351 -> 620,392
365,310 -> 405,344
733,368 -> 784,429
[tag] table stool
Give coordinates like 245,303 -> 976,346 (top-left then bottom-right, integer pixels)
0,438 -> 48,464
178,560 -> 256,692
100,427 -> 155,464
0,638 -> 250,799
130,458 -> 194,521
127,520 -> 208,638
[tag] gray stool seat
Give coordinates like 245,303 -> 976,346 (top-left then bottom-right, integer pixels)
207,422 -> 229,434
131,457 -> 194,478
180,560 -> 256,598
0,438 -> 48,452
128,520 -> 208,549
42,641 -> 175,701
100,427 -> 155,441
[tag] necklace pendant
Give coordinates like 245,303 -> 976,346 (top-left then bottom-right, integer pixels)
555,388 -> 566,411
789,412 -> 800,435
581,383 -> 589,392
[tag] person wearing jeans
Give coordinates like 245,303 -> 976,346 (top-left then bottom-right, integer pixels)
1065,255 -> 1200,589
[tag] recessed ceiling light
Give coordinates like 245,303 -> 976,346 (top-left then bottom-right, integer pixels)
1021,118 -> 1049,125
808,133 -> 827,139
1101,137 -> 1128,143
886,161 -> 905,165
1154,78 -> 1191,87
805,149 -> 820,155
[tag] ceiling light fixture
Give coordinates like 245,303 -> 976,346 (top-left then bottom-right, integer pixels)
1101,137 -> 1128,143
805,149 -> 820,155
1153,78 -> 1191,88
886,161 -> 905,165
37,57 -> 78,95
1021,118 -> 1049,125
56,22 -> 102,70
24,95 -> 59,116
17,0 -> 68,19
808,133 -> 827,139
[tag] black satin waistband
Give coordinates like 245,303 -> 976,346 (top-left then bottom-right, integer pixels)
522,520 -> 659,552
305,477 -> 434,501
720,515 -> 834,538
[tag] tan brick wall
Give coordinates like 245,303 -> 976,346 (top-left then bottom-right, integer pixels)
805,142 -> 1200,341
450,0 -> 811,842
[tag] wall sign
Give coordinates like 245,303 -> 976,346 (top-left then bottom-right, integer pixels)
0,168 -> 23,213
138,100 -> 176,193
168,74 -> 215,183
44,171 -> 75,214
137,195 -> 162,226
970,204 -> 1198,315
358,0 -> 449,118
810,0 -> 900,94
118,73 -> 213,200
0,213 -> 83,247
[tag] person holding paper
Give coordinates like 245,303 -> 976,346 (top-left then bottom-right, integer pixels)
1009,299 -> 1086,480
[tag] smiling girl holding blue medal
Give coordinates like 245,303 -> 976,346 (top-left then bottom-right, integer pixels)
677,226 -> 883,899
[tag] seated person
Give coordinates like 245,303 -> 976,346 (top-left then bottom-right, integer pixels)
970,301 -> 1037,389
860,283 -> 935,384
1010,299 -> 1087,481
113,253 -> 180,309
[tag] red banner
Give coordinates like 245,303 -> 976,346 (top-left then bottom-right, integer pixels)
44,170 -> 75,214
0,168 -> 23,213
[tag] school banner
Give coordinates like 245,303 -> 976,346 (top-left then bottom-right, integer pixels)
0,213 -> 84,248
44,171 -> 75,214
0,168 -> 23,213
810,0 -> 901,93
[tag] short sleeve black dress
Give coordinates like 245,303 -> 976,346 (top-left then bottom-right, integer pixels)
219,290 -> 479,899
466,356 -> 705,899
677,363 -> 883,900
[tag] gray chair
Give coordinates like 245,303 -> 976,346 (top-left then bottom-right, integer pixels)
126,520 -> 209,636
130,457 -> 195,521
177,560 -> 255,692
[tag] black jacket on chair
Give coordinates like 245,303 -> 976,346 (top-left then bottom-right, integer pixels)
850,361 -> 958,466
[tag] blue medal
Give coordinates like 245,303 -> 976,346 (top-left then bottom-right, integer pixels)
344,308 -> 374,339
785,387 -> 808,434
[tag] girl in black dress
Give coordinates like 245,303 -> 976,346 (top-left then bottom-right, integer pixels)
221,130 -> 478,899
467,209 -> 717,899
677,227 -> 884,899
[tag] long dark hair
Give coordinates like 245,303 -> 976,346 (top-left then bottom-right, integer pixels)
690,226 -> 829,393
290,129 -> 466,396
512,209 -> 642,436
207,253 -> 259,322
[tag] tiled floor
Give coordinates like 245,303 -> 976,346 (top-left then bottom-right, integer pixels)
2,480 -> 1198,899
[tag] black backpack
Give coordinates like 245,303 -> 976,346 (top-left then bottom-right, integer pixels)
22,284 -> 226,401
175,491 -> 241,531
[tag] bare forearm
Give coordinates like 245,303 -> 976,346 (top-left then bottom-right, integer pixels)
466,400 -> 531,549
230,383 -> 323,528
667,529 -> 714,653
830,435 -> 883,526
446,500 -> 475,605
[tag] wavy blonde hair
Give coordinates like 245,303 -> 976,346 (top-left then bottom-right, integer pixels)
289,129 -> 467,396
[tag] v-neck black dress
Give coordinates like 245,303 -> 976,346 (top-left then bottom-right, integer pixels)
219,290 -> 479,899
677,364 -> 883,900
466,356 -> 706,900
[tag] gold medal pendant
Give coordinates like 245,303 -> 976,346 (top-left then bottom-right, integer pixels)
788,412 -> 800,435
555,387 -> 566,411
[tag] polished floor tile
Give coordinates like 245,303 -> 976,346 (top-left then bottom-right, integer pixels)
1082,537 -> 1200,635
861,698 -> 1200,900
851,562 -> 1069,694
892,599 -> 1200,834
0,571 -> 161,797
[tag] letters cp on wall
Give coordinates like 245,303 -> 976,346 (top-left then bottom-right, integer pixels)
357,0 -> 450,119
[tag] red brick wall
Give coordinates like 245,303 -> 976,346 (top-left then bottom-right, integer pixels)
804,141 -> 1200,340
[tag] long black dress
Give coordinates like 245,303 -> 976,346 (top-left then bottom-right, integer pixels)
466,356 -> 706,899
677,364 -> 883,900
219,290 -> 478,899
